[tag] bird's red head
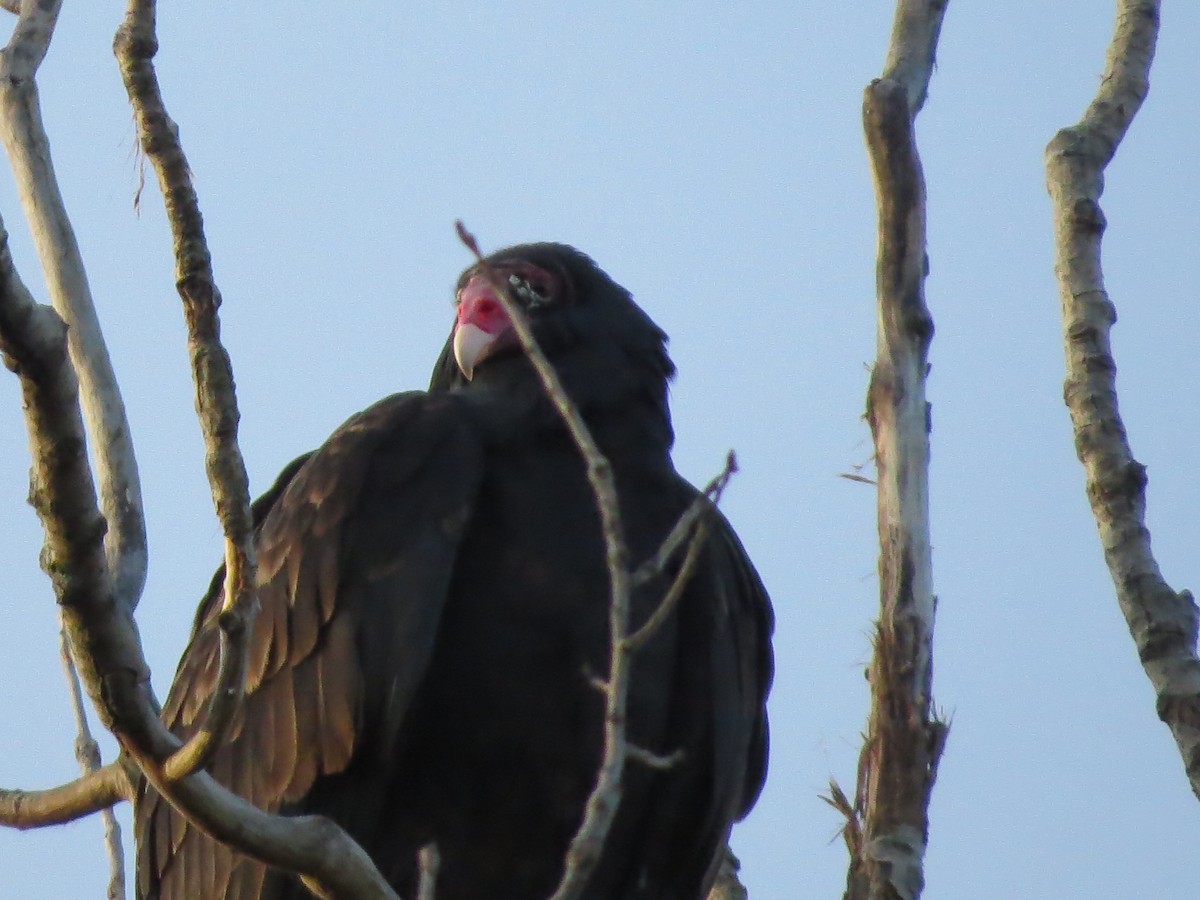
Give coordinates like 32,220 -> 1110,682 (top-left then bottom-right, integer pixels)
452,261 -> 562,379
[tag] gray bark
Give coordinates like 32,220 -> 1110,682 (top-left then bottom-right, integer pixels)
843,3 -> 949,899
1045,0 -> 1200,800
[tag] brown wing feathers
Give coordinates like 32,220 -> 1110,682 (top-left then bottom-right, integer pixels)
137,394 -> 483,898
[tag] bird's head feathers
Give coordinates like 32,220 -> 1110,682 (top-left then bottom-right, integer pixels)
430,245 -> 675,439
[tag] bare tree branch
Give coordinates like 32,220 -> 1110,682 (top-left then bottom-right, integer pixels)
845,3 -> 949,899
0,220 -> 362,893
0,129 -> 142,842
2,0 -> 56,68
0,1 -> 753,895
0,173 -> 169,814
1045,1 -> 1200,798
124,731 -> 402,900
0,719 -> 405,897
59,625 -> 126,899
0,763 -> 129,830
0,272 -> 399,887
98,5 -> 406,895
0,216 -> 147,844
0,8 -> 140,887
112,0 -> 255,783
0,6 -> 400,896
880,0 -> 947,114
0,6 -> 137,886
0,0 -> 148,611
631,449 -> 737,587
0,173 -> 149,742
627,453 -> 737,653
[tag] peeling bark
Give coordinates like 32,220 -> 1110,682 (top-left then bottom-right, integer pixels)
844,3 -> 948,899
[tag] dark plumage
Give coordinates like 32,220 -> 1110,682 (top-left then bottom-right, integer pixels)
135,244 -> 773,899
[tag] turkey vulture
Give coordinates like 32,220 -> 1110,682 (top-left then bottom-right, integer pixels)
135,243 -> 773,899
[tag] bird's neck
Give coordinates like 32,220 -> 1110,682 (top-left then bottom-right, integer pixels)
462,352 -> 675,461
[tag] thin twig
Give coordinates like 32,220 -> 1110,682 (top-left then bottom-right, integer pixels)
456,222 -> 630,601
457,222 -> 635,899
1045,0 -> 1200,798
625,745 -> 685,771
114,0 -> 254,782
821,778 -> 862,859
627,453 -> 737,652
161,599 -> 247,782
631,450 -> 738,587
59,625 -> 126,899
630,497 -> 707,588
627,515 -> 709,655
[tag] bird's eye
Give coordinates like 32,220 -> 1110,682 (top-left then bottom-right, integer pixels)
508,273 -> 550,310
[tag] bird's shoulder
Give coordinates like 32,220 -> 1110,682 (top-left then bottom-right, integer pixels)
138,390 -> 489,899
167,389 -> 486,718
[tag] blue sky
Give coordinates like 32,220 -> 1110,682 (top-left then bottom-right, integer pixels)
1,4 -> 1198,898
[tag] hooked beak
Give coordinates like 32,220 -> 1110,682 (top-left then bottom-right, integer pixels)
453,276 -> 513,380
453,323 -> 497,381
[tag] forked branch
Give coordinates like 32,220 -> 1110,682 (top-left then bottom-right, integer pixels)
0,15 -> 138,896
1044,0 -> 1200,799
0,3 -> 400,897
0,149 -> 400,900
0,0 -> 147,611
626,455 -> 737,653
